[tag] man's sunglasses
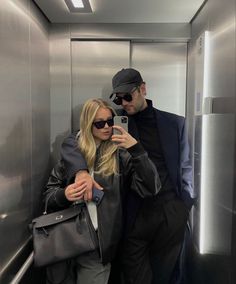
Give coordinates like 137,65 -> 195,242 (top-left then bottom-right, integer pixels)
110,87 -> 139,105
112,93 -> 133,106
93,118 -> 114,129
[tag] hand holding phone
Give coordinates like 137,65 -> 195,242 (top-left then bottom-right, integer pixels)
112,116 -> 137,148
113,116 -> 128,134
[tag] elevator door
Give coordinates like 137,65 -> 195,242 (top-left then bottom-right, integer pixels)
131,42 -> 187,116
71,41 -> 130,131
71,41 -> 187,131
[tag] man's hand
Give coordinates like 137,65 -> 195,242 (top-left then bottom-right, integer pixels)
75,170 -> 103,201
65,179 -> 87,201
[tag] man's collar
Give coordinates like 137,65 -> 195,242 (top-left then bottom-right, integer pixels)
146,99 -> 153,108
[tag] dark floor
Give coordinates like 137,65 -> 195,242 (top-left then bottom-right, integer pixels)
20,250 -> 233,284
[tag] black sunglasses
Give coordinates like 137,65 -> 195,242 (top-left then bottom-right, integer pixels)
112,93 -> 133,106
110,87 -> 139,105
93,118 -> 114,129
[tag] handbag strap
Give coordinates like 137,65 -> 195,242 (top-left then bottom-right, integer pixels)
43,189 -> 86,215
43,190 -> 57,215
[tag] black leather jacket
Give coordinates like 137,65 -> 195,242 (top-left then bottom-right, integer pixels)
45,143 -> 161,264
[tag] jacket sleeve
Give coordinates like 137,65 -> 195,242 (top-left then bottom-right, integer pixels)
44,161 -> 72,212
120,143 -> 161,198
60,133 -> 88,183
179,120 -> 196,209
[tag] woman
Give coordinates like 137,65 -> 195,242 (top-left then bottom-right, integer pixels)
45,98 -> 161,284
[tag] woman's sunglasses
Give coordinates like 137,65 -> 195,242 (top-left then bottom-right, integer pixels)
93,118 -> 114,129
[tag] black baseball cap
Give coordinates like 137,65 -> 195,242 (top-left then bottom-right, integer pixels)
111,68 -> 143,95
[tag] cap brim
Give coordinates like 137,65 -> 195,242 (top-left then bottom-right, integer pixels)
111,83 -> 137,95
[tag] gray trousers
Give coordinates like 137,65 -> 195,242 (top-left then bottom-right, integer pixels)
75,250 -> 111,284
46,250 -> 111,284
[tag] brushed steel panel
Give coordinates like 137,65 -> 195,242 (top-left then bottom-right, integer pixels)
200,114 -> 235,254
50,25 -> 71,164
208,7 -> 235,99
203,97 -> 235,114
0,0 -> 50,278
71,41 -> 130,131
131,42 -> 187,116
0,0 -> 31,273
186,41 -> 196,166
70,23 -> 191,42
189,0 -> 236,258
29,1 -> 50,216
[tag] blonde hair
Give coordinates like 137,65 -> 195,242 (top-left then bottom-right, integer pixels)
78,98 -> 118,176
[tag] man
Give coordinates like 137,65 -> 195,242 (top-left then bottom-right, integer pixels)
60,68 -> 195,284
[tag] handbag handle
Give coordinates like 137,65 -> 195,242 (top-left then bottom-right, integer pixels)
43,190 -> 55,215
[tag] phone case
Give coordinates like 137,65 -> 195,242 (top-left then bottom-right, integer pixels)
113,116 -> 128,134
92,187 -> 104,205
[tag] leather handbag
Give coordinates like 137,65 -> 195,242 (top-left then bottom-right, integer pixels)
31,201 -> 98,267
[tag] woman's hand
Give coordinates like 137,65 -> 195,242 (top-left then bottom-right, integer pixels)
111,126 -> 137,148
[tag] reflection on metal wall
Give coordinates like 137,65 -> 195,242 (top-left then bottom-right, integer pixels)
131,43 -> 187,116
189,0 -> 236,256
200,114 -> 234,254
71,41 -> 130,130
50,25 -> 71,164
0,0 -> 50,281
30,0 -> 50,217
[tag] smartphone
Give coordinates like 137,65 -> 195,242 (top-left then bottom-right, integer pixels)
113,116 -> 128,135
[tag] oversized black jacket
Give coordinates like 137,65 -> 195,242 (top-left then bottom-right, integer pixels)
45,142 -> 161,264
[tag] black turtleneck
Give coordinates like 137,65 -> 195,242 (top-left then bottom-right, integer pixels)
132,100 -> 174,194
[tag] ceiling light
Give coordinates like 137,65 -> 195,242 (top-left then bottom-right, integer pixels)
71,0 -> 84,8
65,0 -> 92,13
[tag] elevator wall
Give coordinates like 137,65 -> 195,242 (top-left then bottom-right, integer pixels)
0,1 -> 50,282
186,0 -> 236,283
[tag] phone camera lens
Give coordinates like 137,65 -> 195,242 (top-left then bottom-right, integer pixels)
121,117 -> 127,123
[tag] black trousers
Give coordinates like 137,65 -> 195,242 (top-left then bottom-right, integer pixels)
122,197 -> 189,284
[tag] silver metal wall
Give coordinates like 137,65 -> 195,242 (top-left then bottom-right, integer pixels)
131,42 -> 187,116
50,25 -> 71,165
71,40 -> 130,130
187,0 -> 236,257
0,0 -> 50,281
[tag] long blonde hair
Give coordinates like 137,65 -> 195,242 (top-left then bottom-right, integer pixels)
78,98 -> 118,176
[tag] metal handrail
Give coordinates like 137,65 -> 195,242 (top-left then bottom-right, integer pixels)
0,237 -> 32,280
10,252 -> 34,284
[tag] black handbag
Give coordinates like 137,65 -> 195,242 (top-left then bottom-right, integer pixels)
31,201 -> 98,267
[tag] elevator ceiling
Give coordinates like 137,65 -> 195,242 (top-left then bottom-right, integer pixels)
34,0 -> 205,24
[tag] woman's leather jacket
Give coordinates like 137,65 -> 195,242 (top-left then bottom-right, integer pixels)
45,142 -> 161,264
